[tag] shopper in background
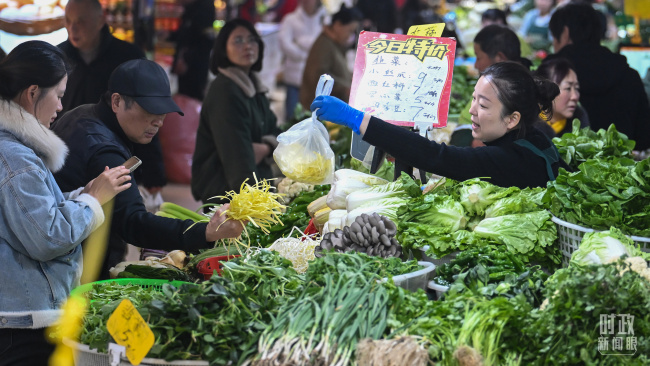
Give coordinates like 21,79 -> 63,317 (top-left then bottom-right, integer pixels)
547,1 -> 650,151
312,61 -> 570,189
59,0 -> 167,210
356,0 -> 397,34
299,5 -> 362,110
479,8 -> 533,59
278,0 -> 326,121
169,0 -> 215,101
191,19 -> 281,208
519,0 -> 555,50
52,59 -> 245,280
481,8 -> 508,27
0,41 -> 131,365
535,57 -> 589,137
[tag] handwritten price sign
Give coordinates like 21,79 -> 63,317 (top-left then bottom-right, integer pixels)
107,299 -> 154,365
349,31 -> 456,129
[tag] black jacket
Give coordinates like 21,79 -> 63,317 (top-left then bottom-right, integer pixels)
52,101 -> 211,279
58,26 -> 166,188
58,25 -> 144,115
363,116 -> 571,189
545,44 -> 650,150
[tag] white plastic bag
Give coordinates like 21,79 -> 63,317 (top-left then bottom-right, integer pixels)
274,75 -> 335,184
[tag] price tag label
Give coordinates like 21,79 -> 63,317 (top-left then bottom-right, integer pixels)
407,23 -> 446,37
107,299 -> 154,365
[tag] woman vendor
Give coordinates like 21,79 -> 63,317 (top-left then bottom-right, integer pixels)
311,61 -> 571,189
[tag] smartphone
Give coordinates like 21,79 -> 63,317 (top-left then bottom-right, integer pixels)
123,156 -> 142,173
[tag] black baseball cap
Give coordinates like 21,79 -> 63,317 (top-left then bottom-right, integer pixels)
108,59 -> 184,116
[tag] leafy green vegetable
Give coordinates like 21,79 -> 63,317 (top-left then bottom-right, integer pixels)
307,251 -> 421,287
483,187 -> 544,218
448,65 -> 477,115
80,250 -> 304,365
570,227 -> 650,267
473,211 -> 557,256
117,264 -> 193,282
553,120 -> 635,170
456,179 -> 518,217
398,194 -> 469,233
349,158 -> 396,182
520,262 -> 650,365
544,158 -> 650,237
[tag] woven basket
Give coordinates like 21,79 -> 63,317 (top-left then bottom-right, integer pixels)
552,216 -> 650,267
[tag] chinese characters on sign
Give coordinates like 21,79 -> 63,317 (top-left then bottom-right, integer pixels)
598,313 -> 636,356
349,32 -> 456,129
407,23 -> 446,37
107,299 -> 155,365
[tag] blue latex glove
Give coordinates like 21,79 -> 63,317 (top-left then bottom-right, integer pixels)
310,95 -> 364,135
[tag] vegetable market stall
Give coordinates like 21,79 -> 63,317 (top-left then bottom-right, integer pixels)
51,123 -> 650,366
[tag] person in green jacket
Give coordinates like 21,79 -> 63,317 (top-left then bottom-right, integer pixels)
191,19 -> 281,208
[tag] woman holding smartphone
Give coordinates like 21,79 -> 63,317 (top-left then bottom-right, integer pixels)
0,41 -> 132,365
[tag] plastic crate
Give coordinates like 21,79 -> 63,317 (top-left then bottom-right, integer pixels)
552,216 -> 650,267
70,278 -> 195,298
382,261 -> 435,292
196,255 -> 240,280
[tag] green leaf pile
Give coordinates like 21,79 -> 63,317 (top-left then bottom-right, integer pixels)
552,120 -> 635,171
544,158 -> 650,237
397,178 -> 561,269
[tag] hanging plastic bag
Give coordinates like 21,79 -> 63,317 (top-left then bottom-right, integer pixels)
274,75 -> 336,184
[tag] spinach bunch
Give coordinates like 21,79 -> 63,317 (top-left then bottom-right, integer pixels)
553,121 -> 635,171
544,157 -> 650,236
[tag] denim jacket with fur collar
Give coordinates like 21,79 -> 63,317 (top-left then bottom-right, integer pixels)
0,100 -> 103,329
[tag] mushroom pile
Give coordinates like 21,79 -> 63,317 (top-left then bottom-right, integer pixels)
315,213 -> 402,258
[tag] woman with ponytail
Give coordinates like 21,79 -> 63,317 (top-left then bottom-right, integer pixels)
0,41 -> 132,365
310,61 -> 571,189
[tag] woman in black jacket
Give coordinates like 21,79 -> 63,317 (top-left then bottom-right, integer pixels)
311,61 -> 571,189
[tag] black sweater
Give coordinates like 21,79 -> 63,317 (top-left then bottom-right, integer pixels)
363,117 -> 570,189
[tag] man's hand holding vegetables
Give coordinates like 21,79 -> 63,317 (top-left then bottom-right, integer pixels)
205,204 -> 247,242
311,62 -> 572,189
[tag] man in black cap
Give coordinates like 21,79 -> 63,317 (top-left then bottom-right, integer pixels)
52,59 -> 244,280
